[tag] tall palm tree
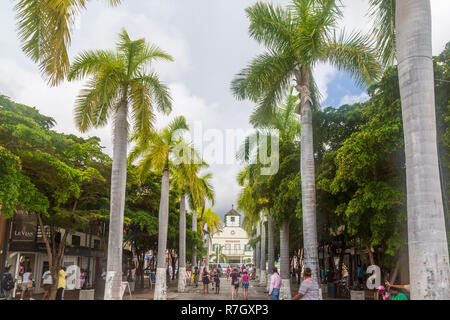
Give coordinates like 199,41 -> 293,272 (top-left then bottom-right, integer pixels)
279,218 -> 291,299
14,0 -> 122,86
212,245 -> 229,264
267,212 -> 275,292
68,29 -> 173,300
198,208 -> 222,267
128,116 -> 190,300
192,172 -> 215,267
172,161 -> 212,293
369,0 -> 450,300
231,0 -> 381,290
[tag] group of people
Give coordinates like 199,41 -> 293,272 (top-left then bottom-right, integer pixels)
1,265 -> 69,300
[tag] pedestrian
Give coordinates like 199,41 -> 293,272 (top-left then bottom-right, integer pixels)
56,266 -> 66,300
241,269 -> 249,300
193,267 -> 199,287
1,266 -> 16,300
79,269 -> 87,289
201,267 -> 210,294
292,267 -> 319,300
230,268 -> 240,300
357,265 -> 364,289
211,268 -> 217,290
214,270 -> 220,294
226,266 -> 231,281
268,267 -> 281,300
375,285 -> 391,300
20,268 -> 34,300
389,286 -> 408,300
41,268 -> 52,300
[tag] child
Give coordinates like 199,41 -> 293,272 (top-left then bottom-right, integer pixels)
214,271 -> 220,294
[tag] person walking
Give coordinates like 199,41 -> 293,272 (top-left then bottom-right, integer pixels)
375,285 -> 391,300
201,267 -> 210,295
268,267 -> 281,300
292,267 -> 319,300
41,269 -> 52,300
56,267 -> 66,300
389,286 -> 408,300
230,268 -> 240,300
20,268 -> 34,300
210,268 -> 216,290
241,269 -> 249,300
214,270 -> 220,294
357,265 -> 364,289
226,266 -> 231,281
1,266 -> 16,300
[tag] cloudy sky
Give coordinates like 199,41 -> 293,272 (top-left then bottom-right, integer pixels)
1,0 -> 449,221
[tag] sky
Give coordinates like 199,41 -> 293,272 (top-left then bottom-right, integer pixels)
0,0 -> 449,221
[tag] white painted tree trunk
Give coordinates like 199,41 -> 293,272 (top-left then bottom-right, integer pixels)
280,218 -> 291,300
192,210 -> 197,268
206,235 -> 210,269
267,214 -> 274,292
104,101 -> 128,300
178,193 -> 187,292
260,213 -> 266,286
255,220 -> 261,280
154,167 -> 170,300
299,93 -> 321,293
396,0 -> 450,300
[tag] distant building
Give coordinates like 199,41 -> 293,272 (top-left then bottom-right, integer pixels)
209,205 -> 253,265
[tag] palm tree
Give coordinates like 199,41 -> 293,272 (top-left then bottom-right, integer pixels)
172,161 -> 212,293
14,0 -> 122,86
129,116 -> 191,300
267,212 -> 275,292
231,0 -> 381,291
68,29 -> 173,300
279,218 -> 291,299
369,0 -> 450,299
212,245 -> 229,264
192,172 -> 215,267
198,208 -> 222,267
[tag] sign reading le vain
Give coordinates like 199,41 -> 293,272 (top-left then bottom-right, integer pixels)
11,211 -> 37,242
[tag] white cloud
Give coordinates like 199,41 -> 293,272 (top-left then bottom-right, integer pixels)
339,92 -> 370,106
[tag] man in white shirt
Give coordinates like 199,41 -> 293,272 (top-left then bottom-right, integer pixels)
41,269 -> 52,300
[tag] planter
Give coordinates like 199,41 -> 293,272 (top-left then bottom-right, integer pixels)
350,290 -> 365,300
79,289 -> 95,300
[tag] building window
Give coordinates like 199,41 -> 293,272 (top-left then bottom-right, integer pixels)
231,217 -> 235,222
234,244 -> 240,251
71,235 -> 81,246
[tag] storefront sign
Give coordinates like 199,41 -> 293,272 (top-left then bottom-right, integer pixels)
11,211 -> 37,242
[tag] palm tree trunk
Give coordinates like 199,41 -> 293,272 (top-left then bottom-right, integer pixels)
280,218 -> 291,300
255,221 -> 261,280
259,213 -> 266,286
267,213 -> 274,292
177,193 -> 187,292
104,100 -> 128,300
396,0 -> 450,300
154,166 -> 170,300
297,75 -> 321,295
192,210 -> 197,268
205,235 -> 210,269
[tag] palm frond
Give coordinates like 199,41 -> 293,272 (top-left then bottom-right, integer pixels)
136,72 -> 173,114
368,0 -> 396,66
322,30 -> 382,87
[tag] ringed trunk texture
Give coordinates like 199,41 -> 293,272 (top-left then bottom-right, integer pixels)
299,90 -> 320,291
178,193 -> 186,292
104,101 -> 128,300
154,166 -> 170,300
266,214 -> 274,292
396,0 -> 450,299
279,218 -> 291,300
260,213 -> 266,286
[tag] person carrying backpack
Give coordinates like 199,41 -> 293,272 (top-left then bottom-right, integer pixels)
1,266 -> 16,300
